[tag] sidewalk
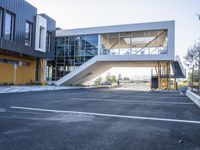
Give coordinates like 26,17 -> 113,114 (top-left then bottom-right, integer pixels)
0,86 -> 82,93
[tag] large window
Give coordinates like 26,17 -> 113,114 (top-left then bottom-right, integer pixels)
5,11 -> 15,41
100,30 -> 168,55
47,34 -> 99,81
0,8 -> 3,37
25,21 -> 33,46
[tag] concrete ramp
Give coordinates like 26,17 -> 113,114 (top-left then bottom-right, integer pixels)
55,56 -> 112,85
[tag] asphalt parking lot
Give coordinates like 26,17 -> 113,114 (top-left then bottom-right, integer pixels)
0,88 -> 200,150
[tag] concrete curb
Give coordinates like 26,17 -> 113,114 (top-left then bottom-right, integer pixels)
0,86 -> 87,94
186,90 -> 200,108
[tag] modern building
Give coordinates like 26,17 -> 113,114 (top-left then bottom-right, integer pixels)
0,1 -> 185,89
47,21 -> 185,89
0,0 -> 56,85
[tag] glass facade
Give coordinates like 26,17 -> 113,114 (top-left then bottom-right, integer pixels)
100,30 -> 168,55
47,34 -> 98,81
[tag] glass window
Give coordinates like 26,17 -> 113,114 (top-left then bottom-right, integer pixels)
56,38 -> 65,56
53,35 -> 99,80
25,21 -> 33,46
0,8 -> 3,37
100,30 -> 168,55
5,11 -> 15,41
39,27 -> 43,48
46,32 -> 51,52
85,35 -> 98,56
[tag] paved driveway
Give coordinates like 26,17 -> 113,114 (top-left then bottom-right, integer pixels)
0,86 -> 81,93
0,88 -> 200,150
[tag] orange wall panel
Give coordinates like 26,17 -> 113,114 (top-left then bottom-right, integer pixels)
0,55 -> 36,85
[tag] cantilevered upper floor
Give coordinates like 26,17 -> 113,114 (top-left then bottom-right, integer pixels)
56,21 -> 174,60
47,21 -> 181,86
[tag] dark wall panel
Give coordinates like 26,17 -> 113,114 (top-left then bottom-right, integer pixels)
0,0 -> 56,59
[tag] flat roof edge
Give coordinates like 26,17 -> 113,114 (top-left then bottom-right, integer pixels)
56,20 -> 174,36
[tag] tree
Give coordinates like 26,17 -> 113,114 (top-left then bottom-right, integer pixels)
123,77 -> 130,80
188,70 -> 199,84
185,40 -> 200,91
105,73 -> 117,84
94,77 -> 102,85
110,75 -> 117,83
105,73 -> 112,84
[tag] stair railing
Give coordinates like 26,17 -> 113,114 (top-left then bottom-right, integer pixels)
176,55 -> 186,77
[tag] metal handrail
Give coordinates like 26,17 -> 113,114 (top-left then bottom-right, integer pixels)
135,30 -> 167,54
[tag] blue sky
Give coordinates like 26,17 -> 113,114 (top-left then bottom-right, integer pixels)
26,0 -> 200,78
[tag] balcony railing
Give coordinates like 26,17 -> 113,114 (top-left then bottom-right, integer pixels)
100,47 -> 168,56
175,55 -> 186,77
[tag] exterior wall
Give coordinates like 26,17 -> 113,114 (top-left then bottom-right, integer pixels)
0,0 -> 37,56
0,0 -> 56,85
0,0 -> 56,59
0,54 -> 36,85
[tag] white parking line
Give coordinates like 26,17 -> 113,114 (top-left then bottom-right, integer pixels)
69,98 -> 194,105
10,106 -> 200,124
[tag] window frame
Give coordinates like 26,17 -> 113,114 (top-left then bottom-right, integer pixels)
25,21 -> 33,46
39,26 -> 44,49
4,11 -> 15,41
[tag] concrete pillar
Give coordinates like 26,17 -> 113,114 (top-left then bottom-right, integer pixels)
39,59 -> 45,85
167,62 -> 171,89
174,78 -> 177,90
166,63 -> 168,89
